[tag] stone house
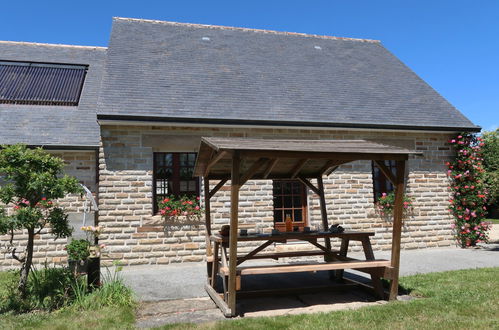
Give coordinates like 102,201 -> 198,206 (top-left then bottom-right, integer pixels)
0,17 -> 479,269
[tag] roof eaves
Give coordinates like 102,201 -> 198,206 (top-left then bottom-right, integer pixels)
97,114 -> 481,133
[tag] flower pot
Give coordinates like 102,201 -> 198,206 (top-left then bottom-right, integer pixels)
68,259 -> 88,274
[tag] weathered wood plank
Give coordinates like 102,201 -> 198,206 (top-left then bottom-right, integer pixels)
205,283 -> 232,317
389,160 -> 406,300
239,158 -> 268,185
317,176 -> 332,256
298,177 -> 320,195
228,152 -> 240,316
220,260 -> 391,276
204,151 -> 229,177
290,158 -> 308,178
262,158 -> 278,179
209,178 -> 229,199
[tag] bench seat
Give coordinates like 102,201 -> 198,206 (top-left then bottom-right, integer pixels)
220,259 -> 391,276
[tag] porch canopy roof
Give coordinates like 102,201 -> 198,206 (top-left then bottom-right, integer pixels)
194,137 -> 421,180
195,137 -> 422,315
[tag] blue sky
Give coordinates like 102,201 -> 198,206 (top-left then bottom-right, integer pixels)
1,0 -> 497,131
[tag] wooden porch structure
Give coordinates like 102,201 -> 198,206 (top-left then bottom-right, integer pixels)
193,137 -> 422,317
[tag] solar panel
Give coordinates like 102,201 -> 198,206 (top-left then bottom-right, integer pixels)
0,61 -> 87,106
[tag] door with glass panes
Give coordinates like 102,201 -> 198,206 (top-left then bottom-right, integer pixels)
272,180 -> 307,231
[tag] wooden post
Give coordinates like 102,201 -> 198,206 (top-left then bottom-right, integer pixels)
228,152 -> 241,316
316,176 -> 332,258
204,178 -> 213,280
389,160 -> 406,300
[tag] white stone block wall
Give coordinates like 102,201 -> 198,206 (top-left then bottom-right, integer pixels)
97,125 -> 456,266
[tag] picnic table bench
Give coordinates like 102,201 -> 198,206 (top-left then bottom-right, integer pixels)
207,230 -> 391,312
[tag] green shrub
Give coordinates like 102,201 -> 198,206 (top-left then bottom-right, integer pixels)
0,265 -> 85,313
70,265 -> 135,311
65,239 -> 91,260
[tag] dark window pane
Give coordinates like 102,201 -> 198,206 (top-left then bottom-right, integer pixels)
283,183 -> 291,195
180,167 -> 193,179
283,196 -> 292,208
274,195 -> 282,209
274,211 -> 283,222
292,182 -> 301,194
273,182 -> 282,195
293,196 -> 302,208
294,210 -> 302,221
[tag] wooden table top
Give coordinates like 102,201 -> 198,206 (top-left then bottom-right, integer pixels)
210,230 -> 375,242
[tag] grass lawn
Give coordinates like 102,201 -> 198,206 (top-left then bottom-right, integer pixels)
1,267 -> 498,329
486,218 -> 499,224
163,267 -> 499,330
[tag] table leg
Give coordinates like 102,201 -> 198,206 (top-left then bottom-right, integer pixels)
362,237 -> 385,299
211,241 -> 220,288
334,238 -> 349,280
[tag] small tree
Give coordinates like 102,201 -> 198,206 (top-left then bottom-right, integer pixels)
0,145 -> 82,296
482,129 -> 499,215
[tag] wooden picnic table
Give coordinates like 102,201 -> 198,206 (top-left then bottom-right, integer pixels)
206,230 -> 390,315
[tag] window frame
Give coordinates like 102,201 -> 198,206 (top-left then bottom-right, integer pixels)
272,179 -> 308,231
371,160 -> 396,202
152,152 -> 200,214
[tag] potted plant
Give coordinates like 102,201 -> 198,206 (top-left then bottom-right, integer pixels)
65,239 -> 90,274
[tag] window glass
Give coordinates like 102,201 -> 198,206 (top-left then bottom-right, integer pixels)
371,160 -> 396,202
272,180 -> 307,230
153,152 -> 199,213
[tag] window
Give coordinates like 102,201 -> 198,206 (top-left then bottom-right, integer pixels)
372,160 -> 396,202
273,180 -> 307,231
0,61 -> 87,106
153,152 -> 199,213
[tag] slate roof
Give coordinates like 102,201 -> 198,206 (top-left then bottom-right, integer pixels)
0,41 -> 106,148
97,17 -> 478,132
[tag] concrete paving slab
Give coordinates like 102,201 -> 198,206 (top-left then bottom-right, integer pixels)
126,244 -> 498,327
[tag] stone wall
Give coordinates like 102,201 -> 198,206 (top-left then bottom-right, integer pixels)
98,125 -> 456,266
0,151 -> 97,269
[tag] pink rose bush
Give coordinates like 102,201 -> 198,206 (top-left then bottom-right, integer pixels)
447,133 -> 491,247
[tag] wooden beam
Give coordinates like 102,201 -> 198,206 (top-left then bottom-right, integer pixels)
324,165 -> 339,177
290,158 -> 308,178
262,159 -> 278,179
319,160 -> 338,176
209,178 -> 229,199
205,283 -> 232,317
228,152 -> 241,316
237,240 -> 273,265
297,177 -> 320,195
204,178 -> 213,258
239,150 -> 409,161
221,260 -> 391,276
204,151 -> 229,177
317,176 -> 332,255
389,160 -> 406,300
239,158 -> 268,186
374,160 -> 396,186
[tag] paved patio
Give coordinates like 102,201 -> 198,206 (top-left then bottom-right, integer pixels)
120,242 -> 499,327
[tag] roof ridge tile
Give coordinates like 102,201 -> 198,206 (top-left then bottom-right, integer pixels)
0,40 -> 106,50
113,17 -> 380,43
